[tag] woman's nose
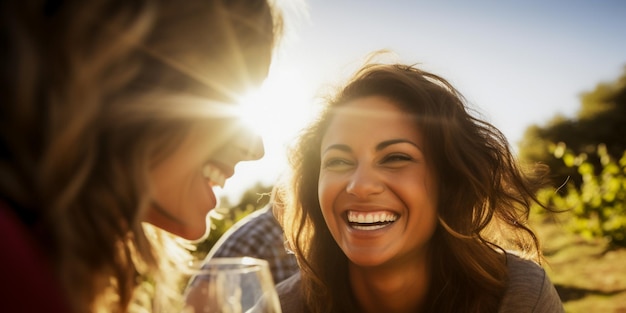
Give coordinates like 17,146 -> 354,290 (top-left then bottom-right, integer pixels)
345,165 -> 384,199
230,125 -> 265,161
237,134 -> 264,161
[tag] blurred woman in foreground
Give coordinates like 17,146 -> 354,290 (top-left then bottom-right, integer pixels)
0,0 -> 284,311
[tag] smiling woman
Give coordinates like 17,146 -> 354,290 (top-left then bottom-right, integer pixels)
0,0 -> 287,311
275,61 -> 564,313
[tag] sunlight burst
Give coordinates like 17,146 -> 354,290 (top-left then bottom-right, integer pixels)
219,66 -> 316,202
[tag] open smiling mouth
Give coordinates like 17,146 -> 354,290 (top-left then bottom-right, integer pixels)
202,164 -> 226,188
347,210 -> 399,231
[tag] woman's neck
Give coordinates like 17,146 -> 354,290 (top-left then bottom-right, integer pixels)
348,252 -> 431,313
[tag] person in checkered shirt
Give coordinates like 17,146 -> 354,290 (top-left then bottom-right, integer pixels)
204,203 -> 299,284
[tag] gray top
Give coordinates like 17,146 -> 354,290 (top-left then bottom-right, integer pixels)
276,253 -> 564,312
499,253 -> 564,313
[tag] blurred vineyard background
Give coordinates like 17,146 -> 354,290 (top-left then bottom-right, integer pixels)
192,67 -> 626,312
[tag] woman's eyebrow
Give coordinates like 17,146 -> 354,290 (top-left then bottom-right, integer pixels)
376,139 -> 422,151
322,139 -> 422,154
322,143 -> 352,154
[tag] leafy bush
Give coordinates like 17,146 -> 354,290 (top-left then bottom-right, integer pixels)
536,143 -> 626,246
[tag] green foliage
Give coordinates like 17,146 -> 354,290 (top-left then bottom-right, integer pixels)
537,143 -> 626,247
518,66 -> 626,189
191,183 -> 274,259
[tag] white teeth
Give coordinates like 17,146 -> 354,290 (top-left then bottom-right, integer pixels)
202,165 -> 226,188
353,224 -> 387,231
347,211 -> 398,224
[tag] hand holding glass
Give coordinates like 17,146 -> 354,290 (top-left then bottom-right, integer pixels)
183,257 -> 282,313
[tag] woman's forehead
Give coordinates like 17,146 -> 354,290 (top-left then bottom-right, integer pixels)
332,96 -> 414,123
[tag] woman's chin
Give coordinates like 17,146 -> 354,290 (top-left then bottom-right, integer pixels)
176,222 -> 211,242
178,226 -> 209,241
144,207 -> 210,241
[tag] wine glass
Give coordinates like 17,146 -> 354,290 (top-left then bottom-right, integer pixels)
183,257 -> 282,313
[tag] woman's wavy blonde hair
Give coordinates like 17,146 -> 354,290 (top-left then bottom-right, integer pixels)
0,0 -> 283,311
281,59 -> 552,313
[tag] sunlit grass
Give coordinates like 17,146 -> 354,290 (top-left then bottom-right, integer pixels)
530,215 -> 626,312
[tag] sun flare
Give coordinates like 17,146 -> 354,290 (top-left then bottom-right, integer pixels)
219,65 -> 317,202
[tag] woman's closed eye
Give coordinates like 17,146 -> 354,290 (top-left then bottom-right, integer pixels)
322,157 -> 354,170
382,153 -> 413,163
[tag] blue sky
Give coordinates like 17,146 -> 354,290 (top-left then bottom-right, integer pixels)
283,0 -> 626,140
220,0 -> 626,201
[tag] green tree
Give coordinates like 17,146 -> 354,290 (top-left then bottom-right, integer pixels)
535,143 -> 626,247
519,66 -> 626,189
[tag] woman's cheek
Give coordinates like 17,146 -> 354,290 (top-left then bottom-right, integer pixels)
320,177 -> 348,227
